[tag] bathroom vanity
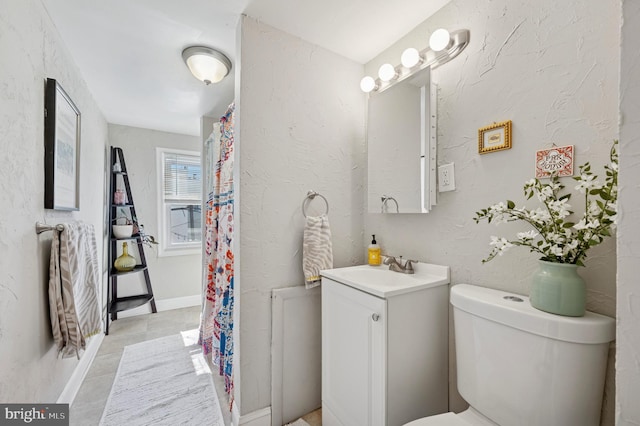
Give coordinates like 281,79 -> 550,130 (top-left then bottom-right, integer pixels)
320,263 -> 450,426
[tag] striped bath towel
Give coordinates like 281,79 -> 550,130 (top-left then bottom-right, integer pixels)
303,214 -> 333,289
49,222 -> 102,359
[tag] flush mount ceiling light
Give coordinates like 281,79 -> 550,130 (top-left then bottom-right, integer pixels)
360,28 -> 470,94
182,46 -> 232,85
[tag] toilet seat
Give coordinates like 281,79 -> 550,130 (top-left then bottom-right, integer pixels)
404,413 -> 469,426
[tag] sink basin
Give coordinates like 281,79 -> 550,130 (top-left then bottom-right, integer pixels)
320,263 -> 450,298
338,267 -> 425,287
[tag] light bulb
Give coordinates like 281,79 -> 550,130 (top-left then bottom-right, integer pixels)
429,28 -> 451,52
378,63 -> 397,82
401,48 -> 421,68
360,76 -> 376,93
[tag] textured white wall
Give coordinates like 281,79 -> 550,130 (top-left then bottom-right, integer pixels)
364,0 -> 619,423
107,124 -> 201,302
617,0 -> 640,423
0,0 -> 107,402
236,16 -> 366,415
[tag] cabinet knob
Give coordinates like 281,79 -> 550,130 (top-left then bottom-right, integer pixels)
371,313 -> 380,322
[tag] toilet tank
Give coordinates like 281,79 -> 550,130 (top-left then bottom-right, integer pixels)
451,284 -> 615,426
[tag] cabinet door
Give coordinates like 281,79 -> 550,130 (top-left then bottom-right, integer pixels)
322,279 -> 386,426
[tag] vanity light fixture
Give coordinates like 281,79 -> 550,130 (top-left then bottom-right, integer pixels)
429,28 -> 453,52
360,28 -> 470,94
182,46 -> 232,85
378,63 -> 397,82
400,47 -> 422,68
360,76 -> 378,92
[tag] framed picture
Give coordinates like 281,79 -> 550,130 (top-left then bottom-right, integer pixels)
44,78 -> 81,210
478,120 -> 512,154
535,145 -> 574,178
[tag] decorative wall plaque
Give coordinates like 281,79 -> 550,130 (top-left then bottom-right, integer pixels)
535,145 -> 574,178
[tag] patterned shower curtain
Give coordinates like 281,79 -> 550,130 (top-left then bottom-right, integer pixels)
199,103 -> 235,407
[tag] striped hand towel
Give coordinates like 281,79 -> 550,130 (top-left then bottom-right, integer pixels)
49,222 -> 102,359
303,214 -> 333,289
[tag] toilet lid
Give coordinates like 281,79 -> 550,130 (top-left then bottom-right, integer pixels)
404,413 -> 470,426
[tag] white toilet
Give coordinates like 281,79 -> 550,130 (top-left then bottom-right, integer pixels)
406,284 -> 615,426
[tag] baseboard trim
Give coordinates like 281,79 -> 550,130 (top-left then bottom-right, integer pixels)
237,406 -> 271,426
57,332 -> 105,405
118,294 -> 201,318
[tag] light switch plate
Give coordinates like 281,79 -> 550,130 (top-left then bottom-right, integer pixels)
438,163 -> 456,192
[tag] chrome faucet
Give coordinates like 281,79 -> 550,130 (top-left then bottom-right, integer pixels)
383,255 -> 417,274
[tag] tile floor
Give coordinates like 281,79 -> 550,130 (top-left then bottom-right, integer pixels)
70,306 -> 232,426
300,408 -> 322,425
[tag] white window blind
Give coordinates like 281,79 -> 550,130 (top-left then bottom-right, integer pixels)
162,152 -> 201,202
157,148 -> 202,257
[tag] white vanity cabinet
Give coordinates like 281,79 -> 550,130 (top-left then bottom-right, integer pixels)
321,264 -> 450,426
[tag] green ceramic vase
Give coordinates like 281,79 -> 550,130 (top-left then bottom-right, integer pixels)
529,259 -> 586,317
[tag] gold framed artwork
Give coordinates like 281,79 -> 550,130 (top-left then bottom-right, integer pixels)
478,120 -> 512,154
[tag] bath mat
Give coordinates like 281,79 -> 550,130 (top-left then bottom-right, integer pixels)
100,330 -> 224,425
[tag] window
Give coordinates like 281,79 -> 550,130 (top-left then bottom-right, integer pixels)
157,148 -> 202,256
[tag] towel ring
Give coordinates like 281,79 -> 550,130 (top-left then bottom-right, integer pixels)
302,190 -> 329,218
381,195 -> 399,213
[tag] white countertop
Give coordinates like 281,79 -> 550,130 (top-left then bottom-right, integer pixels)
320,263 -> 450,298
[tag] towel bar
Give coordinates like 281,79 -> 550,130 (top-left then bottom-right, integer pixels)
302,190 -> 329,218
35,222 -> 65,234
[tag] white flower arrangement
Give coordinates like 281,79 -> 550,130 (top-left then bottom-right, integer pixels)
474,141 -> 618,266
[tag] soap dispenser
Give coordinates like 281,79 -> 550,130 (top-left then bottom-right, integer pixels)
368,235 -> 381,266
